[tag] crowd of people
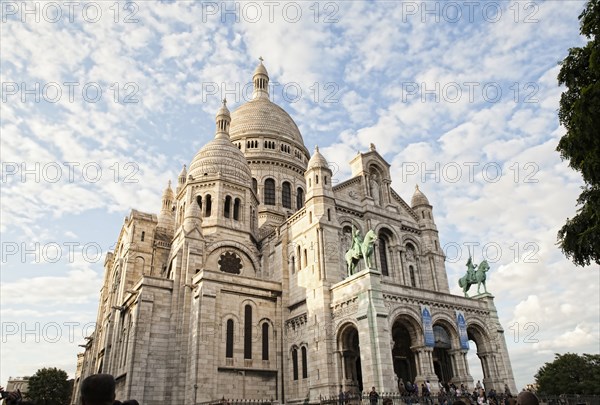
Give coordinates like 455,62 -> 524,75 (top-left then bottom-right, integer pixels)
0,374 -> 139,405
336,380 -> 538,405
2,375 -> 543,405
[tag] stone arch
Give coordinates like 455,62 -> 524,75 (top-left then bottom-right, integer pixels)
134,256 -> 145,276
373,224 -> 399,243
337,321 -> 363,393
432,313 -> 461,348
206,242 -> 260,275
466,318 -> 493,352
432,317 -> 460,384
467,319 -> 497,384
402,237 -> 422,253
390,310 -> 422,385
240,298 -> 258,316
389,308 -> 424,346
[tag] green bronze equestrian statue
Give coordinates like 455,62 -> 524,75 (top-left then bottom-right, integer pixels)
458,255 -> 490,297
344,226 -> 377,276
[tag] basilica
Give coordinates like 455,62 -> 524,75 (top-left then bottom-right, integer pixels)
71,60 -> 517,405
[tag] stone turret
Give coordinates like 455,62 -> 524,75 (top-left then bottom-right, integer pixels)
305,146 -> 334,200
157,180 -> 175,234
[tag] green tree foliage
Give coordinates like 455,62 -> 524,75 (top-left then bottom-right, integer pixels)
556,0 -> 600,267
535,353 -> 600,394
26,367 -> 72,405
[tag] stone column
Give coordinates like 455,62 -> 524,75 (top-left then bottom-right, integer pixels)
397,248 -> 406,285
355,271 -> 396,393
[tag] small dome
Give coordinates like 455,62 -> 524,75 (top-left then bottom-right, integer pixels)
189,100 -> 252,183
188,138 -> 252,183
307,146 -> 330,171
411,185 -> 430,207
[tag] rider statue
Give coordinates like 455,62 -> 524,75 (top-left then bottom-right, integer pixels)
344,226 -> 377,276
351,225 -> 363,255
466,255 -> 477,283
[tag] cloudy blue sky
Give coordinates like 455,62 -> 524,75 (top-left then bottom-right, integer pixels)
1,0 -> 598,391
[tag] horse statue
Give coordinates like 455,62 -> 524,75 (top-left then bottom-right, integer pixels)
458,259 -> 490,297
345,229 -> 377,276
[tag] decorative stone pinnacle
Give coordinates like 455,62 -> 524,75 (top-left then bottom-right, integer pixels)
259,56 -> 264,63
315,145 -> 319,152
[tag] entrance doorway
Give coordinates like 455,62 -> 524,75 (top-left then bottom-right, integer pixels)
391,320 -> 417,388
339,324 -> 363,394
432,324 -> 454,384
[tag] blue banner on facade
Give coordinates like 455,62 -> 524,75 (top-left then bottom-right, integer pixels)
456,310 -> 470,350
421,305 -> 435,347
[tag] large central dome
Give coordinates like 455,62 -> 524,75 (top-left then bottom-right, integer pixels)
229,97 -> 304,145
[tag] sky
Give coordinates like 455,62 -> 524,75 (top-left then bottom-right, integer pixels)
1,0 -> 599,393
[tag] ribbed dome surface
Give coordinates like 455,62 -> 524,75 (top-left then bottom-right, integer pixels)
229,98 -> 304,145
411,185 -> 430,207
188,138 -> 252,182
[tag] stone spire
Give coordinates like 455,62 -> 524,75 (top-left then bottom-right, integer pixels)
176,164 -> 187,193
252,56 -> 269,100
157,180 -> 175,233
215,98 -> 231,139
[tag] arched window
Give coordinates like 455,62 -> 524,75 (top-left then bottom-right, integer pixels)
224,196 -> 231,218
226,319 -> 234,358
296,188 -> 304,209
233,198 -> 241,221
410,265 -> 416,287
378,229 -> 393,277
291,255 -> 295,274
244,305 -> 252,359
297,245 -> 302,271
262,323 -> 269,360
141,231 -> 145,242
252,178 -> 258,194
205,195 -> 212,217
282,182 -> 291,208
301,346 -> 308,378
303,249 -> 308,268
379,236 -> 389,276
292,347 -> 299,380
315,175 -> 319,184
197,195 -> 202,211
264,179 -> 276,205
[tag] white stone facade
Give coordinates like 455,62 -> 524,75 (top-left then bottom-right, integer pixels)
71,61 -> 516,405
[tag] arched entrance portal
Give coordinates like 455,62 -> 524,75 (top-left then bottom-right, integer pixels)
432,324 -> 454,384
391,322 -> 417,384
338,324 -> 363,394
467,324 -> 493,388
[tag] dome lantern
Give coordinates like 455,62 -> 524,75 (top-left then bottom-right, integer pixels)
252,56 -> 270,100
215,98 -> 231,138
